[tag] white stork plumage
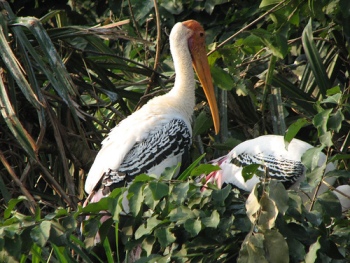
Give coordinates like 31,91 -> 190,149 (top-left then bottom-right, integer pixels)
204,135 -> 336,194
84,20 -> 219,207
204,135 -> 350,212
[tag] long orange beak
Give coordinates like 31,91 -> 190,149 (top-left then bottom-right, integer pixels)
183,20 -> 220,135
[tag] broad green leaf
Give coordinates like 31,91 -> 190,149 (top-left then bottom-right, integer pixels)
184,218 -> 202,237
314,191 -> 342,218
238,233 -> 268,263
246,186 -> 261,224
211,66 -> 234,90
161,164 -> 181,180
4,196 -> 27,220
305,237 -> 321,263
30,221 -> 51,247
322,93 -> 342,104
301,147 -> 324,171
82,197 -> 109,213
135,217 -> 161,239
264,229 -> 289,263
148,181 -> 169,200
154,227 -> 176,248
128,181 -> 144,216
313,108 -> 332,135
268,180 -> 289,215
259,0 -> 281,8
242,164 -> 261,182
319,131 -> 333,147
212,184 -> 232,205
328,109 -> 344,133
190,164 -> 220,177
287,238 -> 306,262
258,193 -> 278,230
171,181 -> 189,205
169,206 -> 195,222
305,163 -> 327,188
202,210 -> 220,228
193,111 -> 214,136
284,118 -> 309,144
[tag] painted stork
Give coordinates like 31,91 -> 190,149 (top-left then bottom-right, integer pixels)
204,135 -> 336,198
203,135 -> 350,212
84,20 -> 219,208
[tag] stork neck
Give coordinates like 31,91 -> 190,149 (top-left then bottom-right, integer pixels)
169,39 -> 196,118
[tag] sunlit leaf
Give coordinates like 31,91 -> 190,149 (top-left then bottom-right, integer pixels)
30,221 -> 51,247
154,227 -> 176,248
149,181 -> 169,201
184,218 -> 201,237
242,164 -> 261,182
305,237 -> 321,263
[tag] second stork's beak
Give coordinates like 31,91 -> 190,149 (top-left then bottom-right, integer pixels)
183,20 -> 220,135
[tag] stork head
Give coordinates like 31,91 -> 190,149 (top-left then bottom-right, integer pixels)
178,20 -> 220,134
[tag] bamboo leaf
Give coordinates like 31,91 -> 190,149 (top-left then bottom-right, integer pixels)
302,19 -> 331,97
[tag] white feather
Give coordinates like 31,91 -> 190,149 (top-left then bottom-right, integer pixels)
85,22 -> 196,194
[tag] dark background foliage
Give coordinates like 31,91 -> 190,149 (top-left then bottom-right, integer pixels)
1,0 -> 350,261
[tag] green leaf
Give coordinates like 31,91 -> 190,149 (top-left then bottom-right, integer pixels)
30,221 -> 51,247
169,206 -> 195,222
171,182 -> 189,205
211,66 -> 234,90
212,184 -> 232,205
305,237 -> 321,263
313,108 -> 332,135
314,191 -> 342,218
319,131 -> 333,147
322,93 -> 342,104
238,233 -> 268,263
301,147 -> 324,171
328,109 -> 344,133
161,164 -> 181,180
246,186 -> 261,224
285,118 -> 309,144
184,218 -> 202,237
177,153 -> 206,180
4,196 -> 27,219
302,19 -> 331,96
242,164 -> 261,182
190,164 -> 220,177
135,217 -> 162,240
148,181 -> 169,201
128,181 -> 144,216
259,0 -> 281,8
202,210 -> 220,228
154,227 -> 176,248
193,111 -> 214,136
268,180 -> 289,215
264,229 -> 289,263
258,194 -> 278,230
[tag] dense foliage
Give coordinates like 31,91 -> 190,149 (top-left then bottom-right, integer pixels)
1,0 -> 350,262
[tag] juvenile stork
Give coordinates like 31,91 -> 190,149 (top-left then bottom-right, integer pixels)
84,20 -> 219,206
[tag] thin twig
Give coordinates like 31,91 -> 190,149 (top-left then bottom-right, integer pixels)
0,149 -> 36,214
127,0 -> 142,39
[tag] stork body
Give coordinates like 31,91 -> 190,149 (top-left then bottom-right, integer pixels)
205,135 -> 334,192
85,20 -> 219,206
